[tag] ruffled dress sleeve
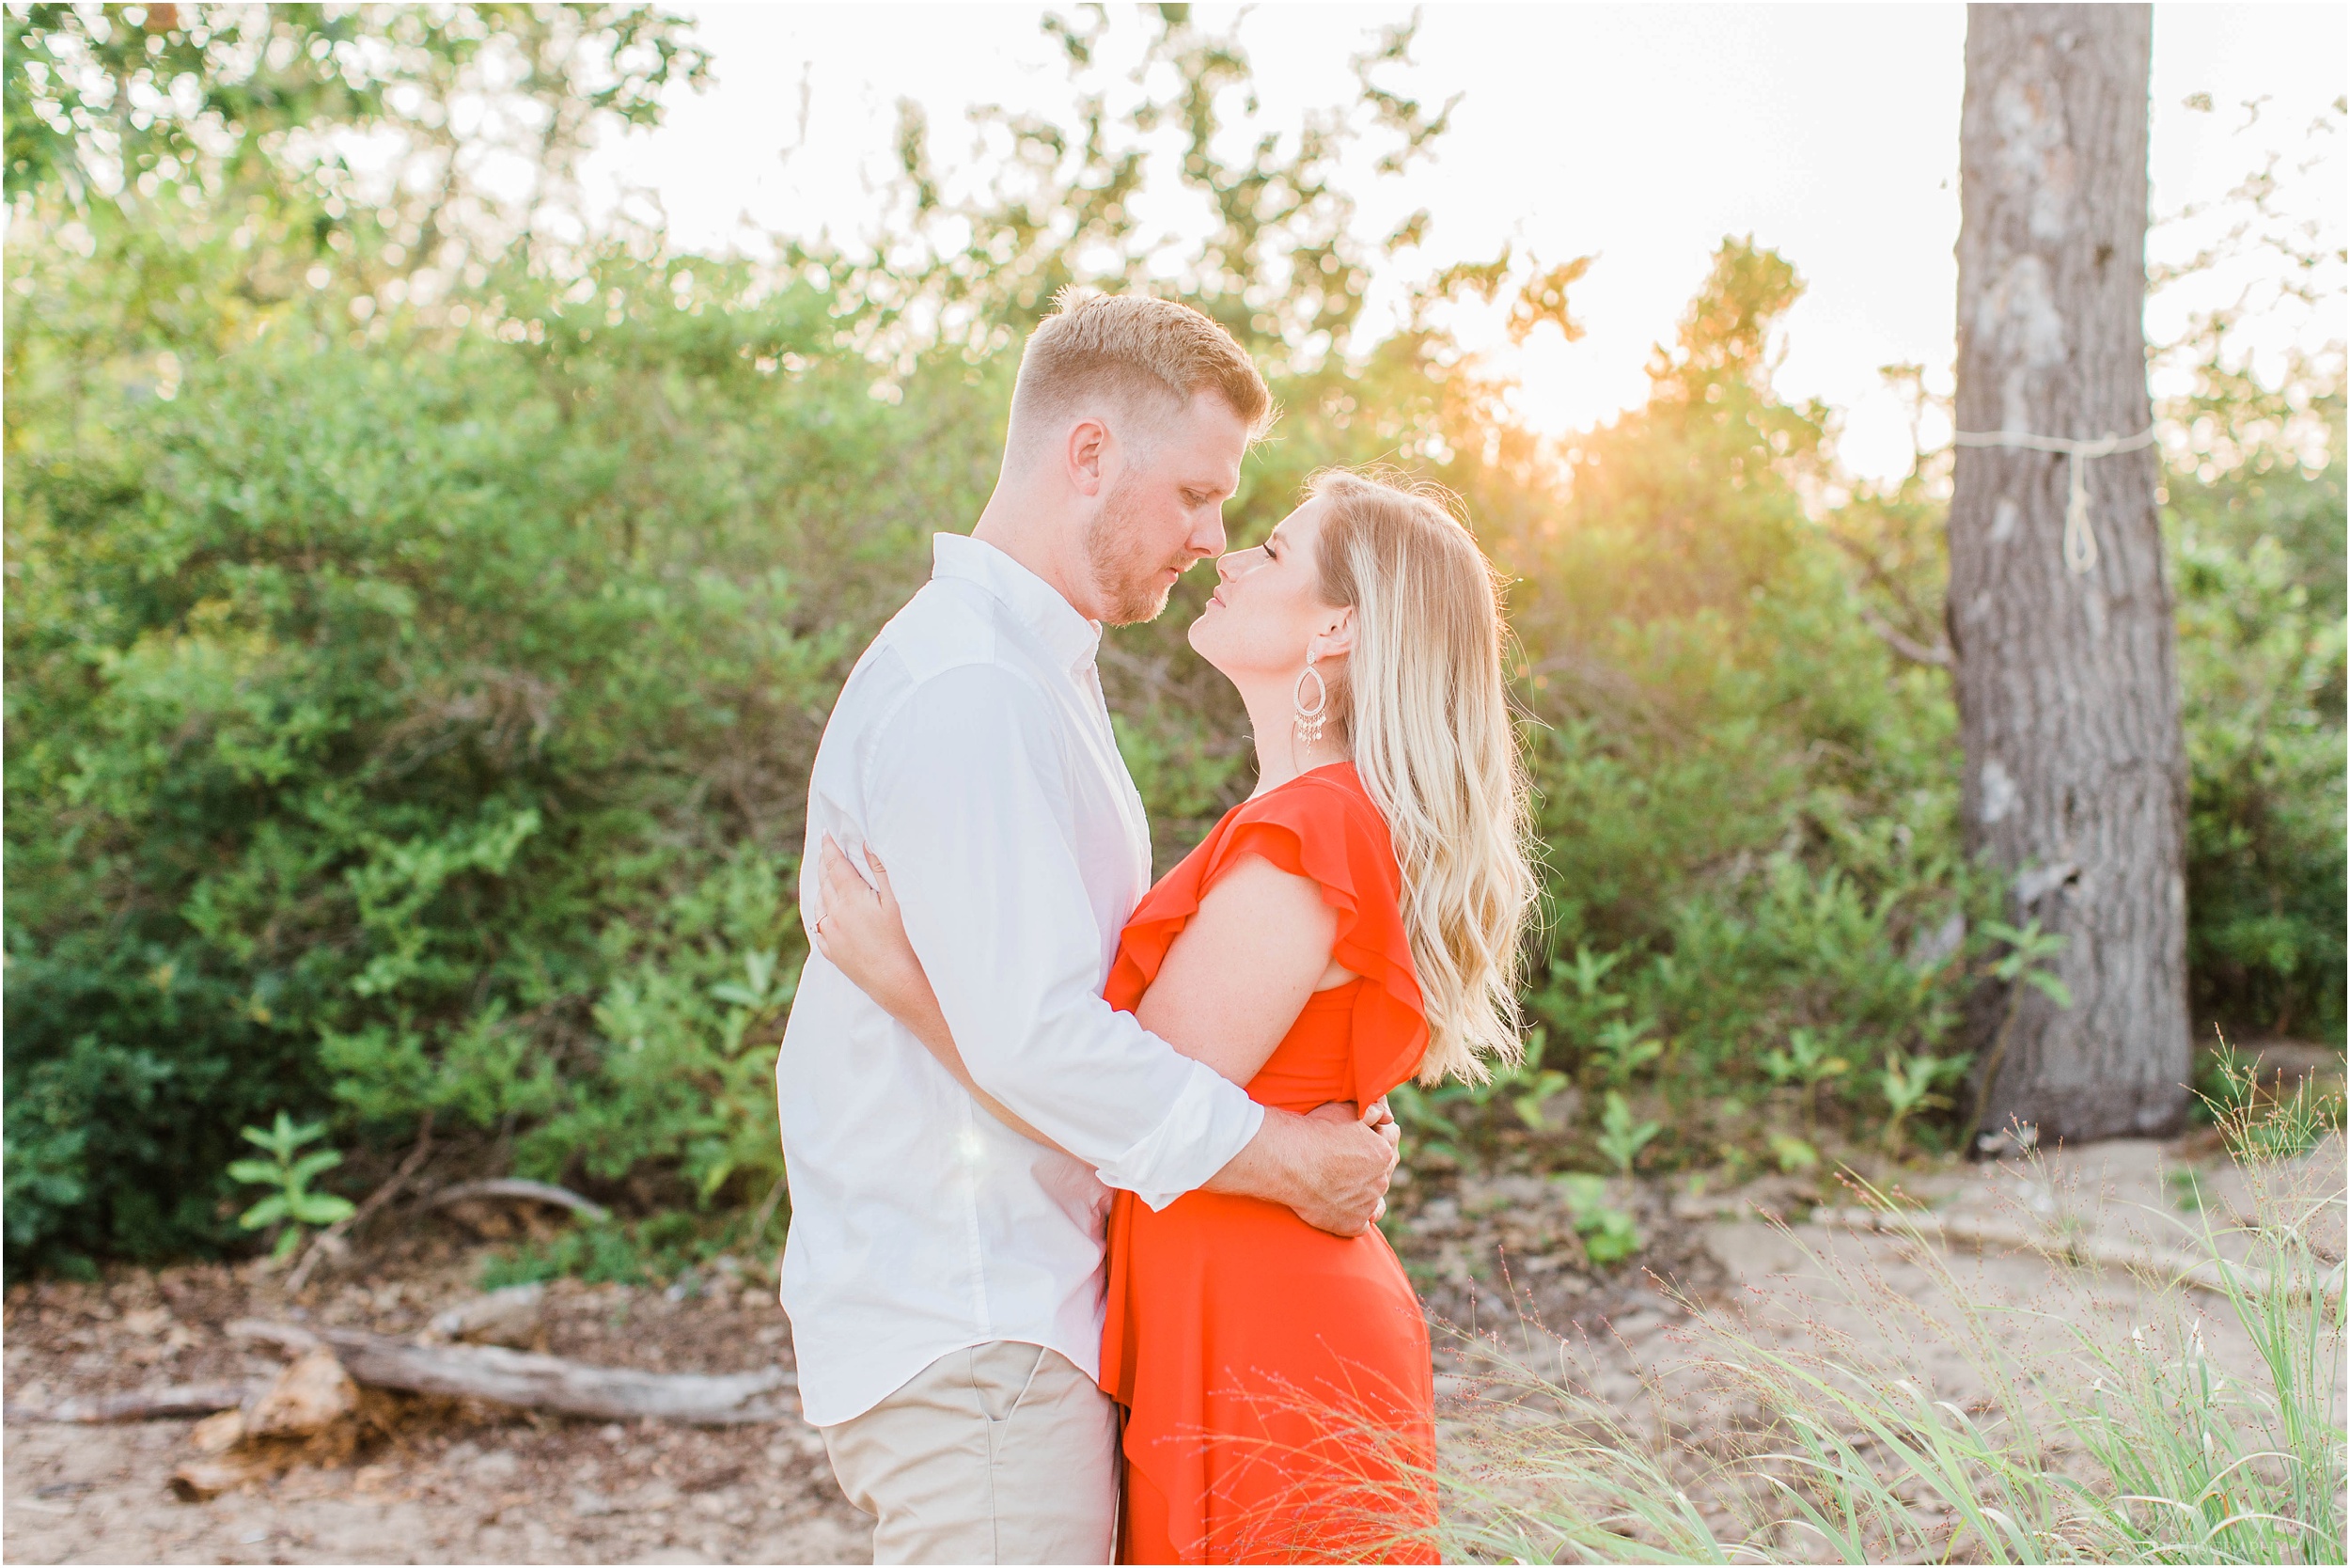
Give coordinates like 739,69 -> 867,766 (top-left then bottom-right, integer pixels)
1105,764 -> 1429,1103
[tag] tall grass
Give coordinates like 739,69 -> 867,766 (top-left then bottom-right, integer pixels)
1439,1086 -> 2346,1564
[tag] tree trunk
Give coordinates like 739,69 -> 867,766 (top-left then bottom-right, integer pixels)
1950,4 -> 2189,1144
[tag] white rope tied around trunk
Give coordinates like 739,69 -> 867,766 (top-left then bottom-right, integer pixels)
1951,425 -> 2158,575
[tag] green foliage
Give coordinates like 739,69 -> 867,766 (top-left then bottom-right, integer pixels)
1981,918 -> 2073,1008
1592,1092 -> 1660,1181
1875,1047 -> 1969,1158
478,1211 -> 714,1292
1551,1173 -> 1641,1267
226,1113 -> 355,1260
1761,1027 -> 1852,1110
2170,445 -> 2347,1041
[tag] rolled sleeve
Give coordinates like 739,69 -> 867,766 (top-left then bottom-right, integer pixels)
862,664 -> 1261,1206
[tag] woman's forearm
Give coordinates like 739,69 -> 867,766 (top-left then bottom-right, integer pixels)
891,982 -> 1068,1154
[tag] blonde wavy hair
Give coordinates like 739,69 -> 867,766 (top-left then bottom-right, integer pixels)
1310,470 -> 1538,1085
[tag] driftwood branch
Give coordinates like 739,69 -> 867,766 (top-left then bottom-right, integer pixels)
287,1111 -> 435,1294
1807,1206 -> 2343,1303
426,1178 -> 610,1223
227,1321 -> 794,1425
5,1381 -> 264,1425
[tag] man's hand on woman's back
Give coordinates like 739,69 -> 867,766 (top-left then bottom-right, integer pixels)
1206,1101 -> 1398,1236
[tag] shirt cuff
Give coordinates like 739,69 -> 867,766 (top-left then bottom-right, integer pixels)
1093,1063 -> 1265,1210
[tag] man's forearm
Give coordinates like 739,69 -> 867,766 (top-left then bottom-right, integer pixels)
1201,1106 -> 1312,1209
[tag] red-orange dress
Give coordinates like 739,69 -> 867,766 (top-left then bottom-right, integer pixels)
1100,762 -> 1438,1565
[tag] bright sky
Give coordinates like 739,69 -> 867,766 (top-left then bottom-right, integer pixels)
588,4 -> 2347,484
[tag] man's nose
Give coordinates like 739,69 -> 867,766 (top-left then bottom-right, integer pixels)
1193,511 -> 1227,560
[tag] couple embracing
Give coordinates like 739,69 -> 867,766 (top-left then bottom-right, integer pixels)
776,290 -> 1536,1565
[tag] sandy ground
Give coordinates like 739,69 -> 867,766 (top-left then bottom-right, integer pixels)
6,1132 -> 2341,1565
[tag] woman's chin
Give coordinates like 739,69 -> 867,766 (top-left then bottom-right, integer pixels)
1184,620 -> 1233,676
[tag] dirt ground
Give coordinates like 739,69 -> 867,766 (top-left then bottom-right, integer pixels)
6,1129 -> 2342,1565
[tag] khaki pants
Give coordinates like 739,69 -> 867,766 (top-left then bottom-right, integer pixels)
821,1341 -> 1118,1565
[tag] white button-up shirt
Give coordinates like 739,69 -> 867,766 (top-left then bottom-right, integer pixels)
776,532 -> 1266,1427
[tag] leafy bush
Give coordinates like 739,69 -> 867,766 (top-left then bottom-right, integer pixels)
2170,451 -> 2347,1041
3,265 -> 932,1268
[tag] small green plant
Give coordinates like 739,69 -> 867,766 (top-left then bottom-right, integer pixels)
1766,1132 -> 1820,1173
2165,1167 -> 2208,1213
1498,1027 -> 1574,1131
1589,1015 -> 1664,1086
1553,1172 -> 1641,1266
1959,917 -> 2073,1148
1877,1048 -> 1970,1157
1510,1067 -> 1574,1132
227,1113 -> 356,1260
1982,917 -> 2074,1006
1760,1027 -> 1850,1092
1760,1026 -> 1852,1134
1594,1091 -> 1661,1180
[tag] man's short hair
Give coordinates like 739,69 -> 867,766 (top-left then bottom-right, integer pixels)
1008,290 -> 1273,452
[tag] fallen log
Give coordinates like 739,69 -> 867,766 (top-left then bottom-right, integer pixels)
228,1320 -> 796,1425
424,1179 -> 610,1223
1807,1206 -> 2343,1304
422,1281 -> 546,1347
5,1381 -> 262,1425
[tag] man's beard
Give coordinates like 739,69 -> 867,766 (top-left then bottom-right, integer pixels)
1084,476 -> 1191,626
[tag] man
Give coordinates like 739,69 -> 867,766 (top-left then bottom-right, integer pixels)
776,290 -> 1399,1564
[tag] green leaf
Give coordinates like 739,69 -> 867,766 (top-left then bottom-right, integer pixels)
239,1195 -> 290,1231
2024,970 -> 2074,1009
288,1148 -> 345,1184
290,1193 -> 356,1226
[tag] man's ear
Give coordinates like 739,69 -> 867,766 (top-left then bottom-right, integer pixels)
1065,415 -> 1109,498
1306,606 -> 1355,666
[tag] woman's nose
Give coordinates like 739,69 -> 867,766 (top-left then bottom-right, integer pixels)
1214,551 -> 1242,583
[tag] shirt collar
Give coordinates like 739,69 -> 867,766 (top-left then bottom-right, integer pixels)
932,533 -> 1104,673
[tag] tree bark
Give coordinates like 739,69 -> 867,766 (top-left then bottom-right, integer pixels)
1950,4 -> 2189,1143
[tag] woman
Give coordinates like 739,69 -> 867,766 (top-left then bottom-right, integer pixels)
812,469 -> 1537,1563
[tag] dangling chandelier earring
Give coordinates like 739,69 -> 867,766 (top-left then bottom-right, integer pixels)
1292,657 -> 1329,750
